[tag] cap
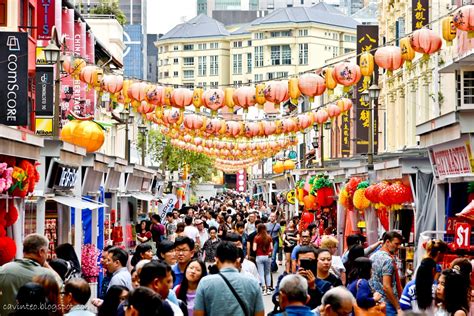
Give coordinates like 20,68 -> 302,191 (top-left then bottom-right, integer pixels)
194,219 -> 203,225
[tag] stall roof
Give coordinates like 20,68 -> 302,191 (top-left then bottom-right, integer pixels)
131,192 -> 157,202
49,195 -> 108,210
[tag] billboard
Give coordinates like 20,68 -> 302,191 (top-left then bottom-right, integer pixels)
37,0 -> 56,40
0,32 -> 28,126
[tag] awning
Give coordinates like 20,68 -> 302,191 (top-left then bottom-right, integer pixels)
131,192 -> 157,202
49,196 -> 108,210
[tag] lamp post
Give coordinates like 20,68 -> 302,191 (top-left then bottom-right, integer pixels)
138,124 -> 148,166
120,109 -> 130,164
42,41 -> 61,137
362,84 -> 381,167
161,138 -> 167,180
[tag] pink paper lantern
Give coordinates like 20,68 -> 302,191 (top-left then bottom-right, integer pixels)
410,28 -> 442,55
233,86 -> 256,111
332,61 -> 362,87
202,89 -> 225,114
314,109 -> 329,124
374,46 -> 404,72
171,88 -> 193,110
298,73 -> 326,102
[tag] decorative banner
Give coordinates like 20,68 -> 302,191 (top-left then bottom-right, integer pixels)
412,0 -> 429,31
428,135 -> 474,180
74,20 -> 86,116
341,108 -> 351,156
37,0 -> 56,40
355,25 -> 379,155
158,194 -> 178,223
85,31 -> 95,116
0,32 -> 28,126
35,117 -> 53,136
236,169 -> 247,192
35,66 -> 54,116
60,8 -> 74,129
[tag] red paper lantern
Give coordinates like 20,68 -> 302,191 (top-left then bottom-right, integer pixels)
410,29 -> 442,56
0,236 -> 16,265
300,211 -> 315,231
346,177 -> 362,197
332,61 -> 362,88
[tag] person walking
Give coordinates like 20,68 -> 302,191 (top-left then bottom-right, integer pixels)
316,248 -> 343,287
283,219 -> 298,273
202,226 -> 220,264
194,241 -> 265,316
313,287 -> 355,316
369,230 -> 403,315
266,213 -> 281,272
274,274 -> 316,316
175,259 -> 208,316
253,223 -> 273,295
106,247 -> 133,291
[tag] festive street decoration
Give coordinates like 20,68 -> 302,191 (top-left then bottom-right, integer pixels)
81,244 -> 100,283
353,181 -> 371,211
60,115 -> 106,153
442,16 -> 457,46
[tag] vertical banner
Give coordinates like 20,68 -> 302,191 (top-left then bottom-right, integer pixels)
60,8 -> 74,129
0,32 -> 28,126
85,31 -> 95,116
35,66 -> 54,116
37,0 -> 56,40
74,21 -> 87,116
412,0 -> 429,31
341,109 -> 351,156
237,169 -> 247,192
355,25 -> 379,154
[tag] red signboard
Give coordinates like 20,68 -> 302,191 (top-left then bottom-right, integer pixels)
447,217 -> 457,234
454,222 -> 471,250
236,169 -> 247,192
73,21 -> 86,116
59,8 -> 74,129
38,0 -> 56,40
85,31 -> 95,116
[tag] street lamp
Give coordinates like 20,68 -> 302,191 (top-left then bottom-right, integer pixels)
365,84 -> 380,167
161,138 -> 167,180
138,124 -> 148,166
120,109 -> 130,164
42,40 -> 61,137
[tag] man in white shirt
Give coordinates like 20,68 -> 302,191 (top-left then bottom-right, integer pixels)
244,212 -> 257,236
195,219 -> 209,248
183,216 -> 200,246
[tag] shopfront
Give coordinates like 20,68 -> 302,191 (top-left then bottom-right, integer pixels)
0,125 -> 44,263
30,140 -> 106,259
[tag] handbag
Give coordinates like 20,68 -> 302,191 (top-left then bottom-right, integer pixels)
218,272 -> 249,316
353,279 -> 385,316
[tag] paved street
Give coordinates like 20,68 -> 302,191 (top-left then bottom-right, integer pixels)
263,260 -> 286,314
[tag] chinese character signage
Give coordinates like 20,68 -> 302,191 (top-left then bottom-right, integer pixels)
412,0 -> 429,31
0,32 -> 28,126
341,110 -> 351,156
355,25 -> 379,154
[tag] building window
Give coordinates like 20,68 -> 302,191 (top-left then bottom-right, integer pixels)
270,30 -> 291,37
210,42 -> 219,49
183,57 -> 194,66
184,44 -> 194,51
210,81 -> 219,88
233,80 -> 243,86
174,45 -> 179,51
233,41 -> 242,48
210,55 -> 219,76
184,83 -> 194,89
299,43 -> 308,65
343,34 -> 356,42
233,54 -> 242,75
270,45 -> 291,65
254,74 -> 263,82
344,48 -> 354,54
333,33 -> 339,40
332,46 -> 338,58
247,53 -> 252,73
298,29 -> 308,37
254,32 -> 263,40
254,46 -> 263,67
184,70 -> 194,79
173,58 -> 179,64
198,43 -> 207,50
0,0 -> 6,26
173,71 -> 179,77
164,71 -> 169,78
267,72 -> 288,80
247,40 -> 252,46
198,56 -> 207,76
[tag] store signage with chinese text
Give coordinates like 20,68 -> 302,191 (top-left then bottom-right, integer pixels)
341,110 -> 351,156
0,32 -> 28,126
429,136 -> 474,180
355,25 -> 379,154
35,66 -> 54,116
412,0 -> 429,31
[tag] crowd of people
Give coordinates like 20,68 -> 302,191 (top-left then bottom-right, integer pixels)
0,194 -> 473,316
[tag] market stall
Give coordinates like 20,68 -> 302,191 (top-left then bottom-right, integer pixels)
0,125 -> 43,265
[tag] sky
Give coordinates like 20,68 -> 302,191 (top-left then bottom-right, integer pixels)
147,0 -> 197,35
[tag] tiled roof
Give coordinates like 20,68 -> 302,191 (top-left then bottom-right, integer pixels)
159,14 -> 230,40
251,2 -> 359,29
